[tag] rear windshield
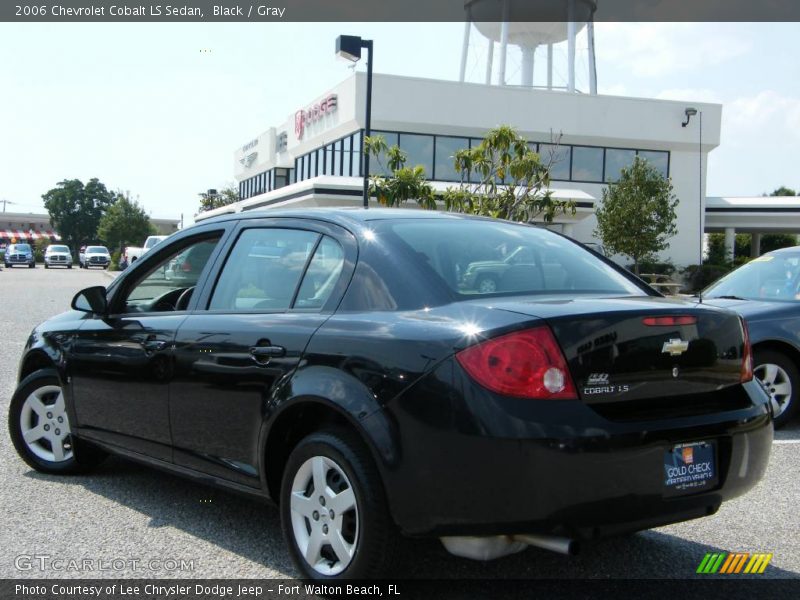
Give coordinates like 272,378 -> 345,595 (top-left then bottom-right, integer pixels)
378,219 -> 646,299
86,246 -> 108,253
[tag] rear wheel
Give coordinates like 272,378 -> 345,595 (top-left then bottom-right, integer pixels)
754,349 -> 799,428
8,369 -> 107,473
280,428 -> 396,579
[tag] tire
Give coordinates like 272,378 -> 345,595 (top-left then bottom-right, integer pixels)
67,265 -> 72,269
44,263 -> 49,269
8,369 -> 107,474
477,276 -> 498,294
754,349 -> 799,428
29,263 -> 35,269
280,428 -> 397,580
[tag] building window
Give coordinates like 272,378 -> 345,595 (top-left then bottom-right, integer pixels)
571,146 -> 604,182
275,168 -> 289,189
399,133 -> 433,176
605,148 -> 636,182
539,143 -> 571,180
637,150 -> 669,178
352,130 -> 363,177
434,136 -> 470,181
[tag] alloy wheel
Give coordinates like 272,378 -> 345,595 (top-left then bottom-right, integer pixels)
754,362 -> 793,419
289,455 -> 359,576
19,385 -> 73,462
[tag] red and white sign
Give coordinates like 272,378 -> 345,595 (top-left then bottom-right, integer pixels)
294,94 -> 338,140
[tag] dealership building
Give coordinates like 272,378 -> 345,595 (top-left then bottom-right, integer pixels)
199,70 -> 721,267
201,14 -> 800,267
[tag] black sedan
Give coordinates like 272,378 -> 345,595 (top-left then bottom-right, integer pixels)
7,209 -> 771,579
702,245 -> 800,427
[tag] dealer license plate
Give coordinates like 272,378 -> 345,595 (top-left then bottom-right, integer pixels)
664,440 -> 717,495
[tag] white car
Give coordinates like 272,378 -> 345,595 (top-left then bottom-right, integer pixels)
44,244 -> 73,269
79,246 -> 111,269
124,235 -> 168,266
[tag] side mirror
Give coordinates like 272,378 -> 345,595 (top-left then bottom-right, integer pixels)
72,286 -> 108,315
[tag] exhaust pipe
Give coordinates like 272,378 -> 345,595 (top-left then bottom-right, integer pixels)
513,533 -> 580,556
441,533 -> 579,561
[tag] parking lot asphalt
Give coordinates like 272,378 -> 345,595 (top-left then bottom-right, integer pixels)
0,265 -> 798,580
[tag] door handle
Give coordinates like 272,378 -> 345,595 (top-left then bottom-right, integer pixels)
249,345 -> 286,364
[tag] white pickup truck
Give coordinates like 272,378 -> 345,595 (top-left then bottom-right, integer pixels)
124,235 -> 168,266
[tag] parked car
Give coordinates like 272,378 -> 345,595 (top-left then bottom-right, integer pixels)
79,246 -> 110,269
124,235 -> 169,265
3,243 -> 35,268
701,246 -> 800,427
8,209 -> 772,580
44,244 -> 73,269
459,244 -> 538,293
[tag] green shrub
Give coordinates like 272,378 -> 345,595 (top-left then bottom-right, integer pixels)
682,264 -> 732,293
626,259 -> 676,276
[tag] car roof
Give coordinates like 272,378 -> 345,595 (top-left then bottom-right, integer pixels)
198,207 -> 518,233
765,245 -> 800,256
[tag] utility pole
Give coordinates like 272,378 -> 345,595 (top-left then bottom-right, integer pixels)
1,199 -> 16,212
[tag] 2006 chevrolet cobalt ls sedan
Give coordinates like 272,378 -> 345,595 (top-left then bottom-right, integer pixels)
8,209 -> 772,579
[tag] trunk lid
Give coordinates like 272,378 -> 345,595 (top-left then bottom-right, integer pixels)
490,296 -> 748,411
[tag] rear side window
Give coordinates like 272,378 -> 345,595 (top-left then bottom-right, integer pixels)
209,228 -> 319,311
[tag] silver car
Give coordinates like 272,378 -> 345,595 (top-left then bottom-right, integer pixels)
44,244 -> 73,269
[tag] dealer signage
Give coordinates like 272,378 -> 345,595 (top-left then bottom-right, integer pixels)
295,94 -> 338,140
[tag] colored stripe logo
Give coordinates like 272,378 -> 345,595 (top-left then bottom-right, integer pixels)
697,552 -> 772,574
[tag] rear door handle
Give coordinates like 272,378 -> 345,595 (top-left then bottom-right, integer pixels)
249,345 -> 286,364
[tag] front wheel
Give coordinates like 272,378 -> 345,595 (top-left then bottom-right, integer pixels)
754,349 -> 799,428
476,276 -> 498,294
280,428 -> 397,579
8,369 -> 107,473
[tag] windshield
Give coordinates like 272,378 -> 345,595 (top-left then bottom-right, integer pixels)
10,244 -> 31,252
48,245 -> 70,253
86,246 -> 108,254
704,252 -> 800,302
379,219 -> 647,299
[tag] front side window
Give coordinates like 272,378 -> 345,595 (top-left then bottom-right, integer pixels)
209,228 -> 319,312
122,236 -> 222,313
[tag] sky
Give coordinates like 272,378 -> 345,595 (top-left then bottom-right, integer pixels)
1,22 -> 798,224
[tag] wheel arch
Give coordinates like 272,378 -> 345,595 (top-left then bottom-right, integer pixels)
260,394 -> 399,507
18,349 -> 59,383
752,338 -> 800,369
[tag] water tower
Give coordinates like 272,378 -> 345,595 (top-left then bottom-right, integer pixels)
460,0 -> 598,94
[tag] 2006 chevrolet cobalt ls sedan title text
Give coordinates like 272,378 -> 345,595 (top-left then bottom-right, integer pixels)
8,209 -> 772,579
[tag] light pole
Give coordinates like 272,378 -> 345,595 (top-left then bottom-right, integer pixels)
336,35 -> 374,209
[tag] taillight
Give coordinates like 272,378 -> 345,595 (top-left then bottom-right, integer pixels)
740,317 -> 753,383
643,315 -> 697,326
456,326 -> 576,400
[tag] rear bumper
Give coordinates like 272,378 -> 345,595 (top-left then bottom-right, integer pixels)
379,369 -> 773,538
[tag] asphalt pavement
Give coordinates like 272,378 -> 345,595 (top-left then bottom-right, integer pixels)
0,265 -> 798,580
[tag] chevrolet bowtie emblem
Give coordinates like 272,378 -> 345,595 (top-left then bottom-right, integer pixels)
662,338 -> 690,356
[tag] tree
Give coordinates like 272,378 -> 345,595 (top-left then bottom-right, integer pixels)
97,193 -> 155,253
42,178 -> 115,254
594,156 -> 679,275
769,186 -> 797,197
365,136 -> 436,208
445,126 -> 574,223
365,125 -> 575,224
198,185 -> 239,213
